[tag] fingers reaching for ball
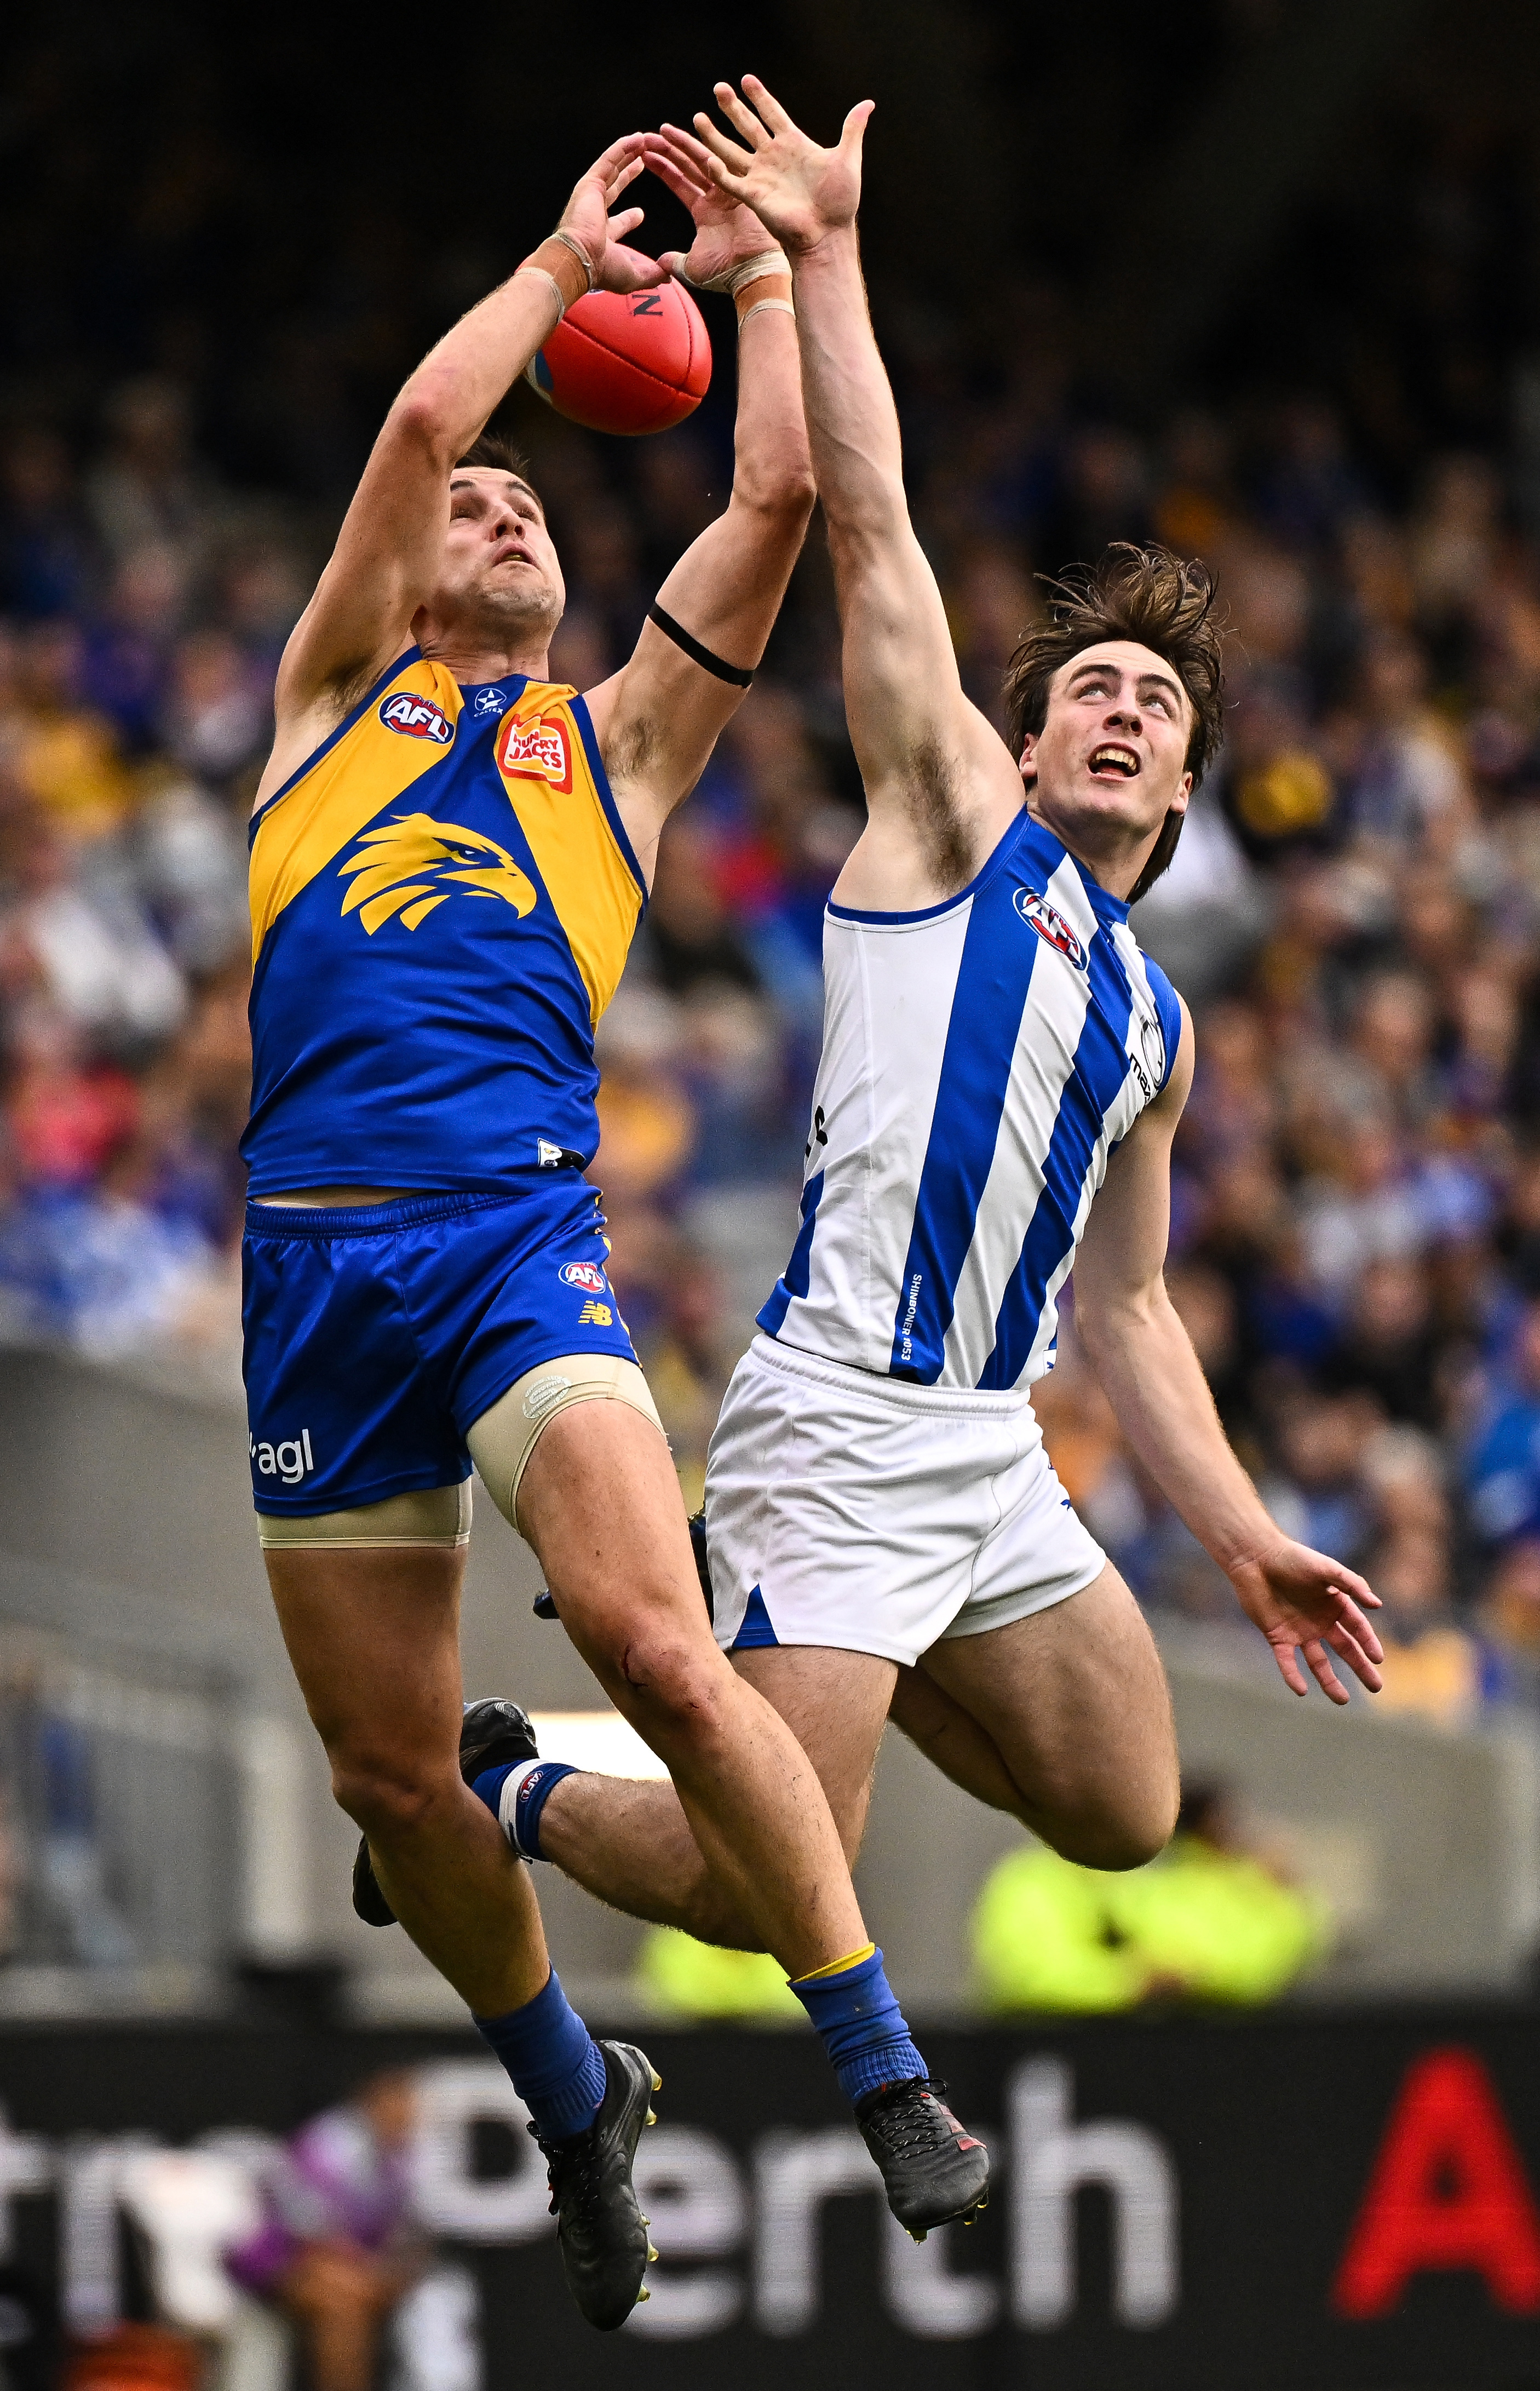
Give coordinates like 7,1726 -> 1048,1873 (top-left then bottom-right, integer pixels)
654,79 -> 874,254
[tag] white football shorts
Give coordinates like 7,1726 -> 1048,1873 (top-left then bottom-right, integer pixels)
704,1333 -> 1106,1667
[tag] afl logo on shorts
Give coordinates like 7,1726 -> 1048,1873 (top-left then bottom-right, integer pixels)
380,692 -> 454,746
1014,887 -> 1088,970
560,1260 -> 608,1294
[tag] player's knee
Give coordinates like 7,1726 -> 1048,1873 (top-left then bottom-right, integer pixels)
327,1745 -> 455,1842
616,1627 -> 732,1744
1057,1772 -> 1180,1871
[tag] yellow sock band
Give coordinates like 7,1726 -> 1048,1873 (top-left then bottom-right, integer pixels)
790,1941 -> 876,1988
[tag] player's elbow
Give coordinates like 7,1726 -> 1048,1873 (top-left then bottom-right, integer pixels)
821,472 -> 910,549
732,460 -> 818,533
1072,1285 -> 1162,1363
386,376 -> 468,469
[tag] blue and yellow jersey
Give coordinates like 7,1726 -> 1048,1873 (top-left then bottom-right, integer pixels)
241,651 -> 646,1194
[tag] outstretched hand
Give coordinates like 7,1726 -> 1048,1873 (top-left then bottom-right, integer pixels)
675,74 -> 873,256
643,127 -> 783,288
1228,1540 -> 1384,1705
556,135 -> 670,295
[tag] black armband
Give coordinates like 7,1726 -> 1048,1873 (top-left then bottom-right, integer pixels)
647,601 -> 755,689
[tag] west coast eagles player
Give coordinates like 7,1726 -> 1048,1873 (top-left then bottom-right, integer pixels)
479,90 -> 1386,1999
243,129 -> 984,2327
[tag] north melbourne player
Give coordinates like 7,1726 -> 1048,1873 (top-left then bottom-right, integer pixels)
242,125 -> 984,2325
487,88 -> 1383,2006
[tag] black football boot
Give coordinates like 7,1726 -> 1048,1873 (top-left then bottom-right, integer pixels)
855,2077 -> 991,2240
533,2039 -> 661,2330
351,1696 -> 541,1927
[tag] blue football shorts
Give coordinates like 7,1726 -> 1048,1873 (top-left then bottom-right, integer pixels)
242,1177 -> 637,1516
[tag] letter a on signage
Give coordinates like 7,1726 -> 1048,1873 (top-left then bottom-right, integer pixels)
1334,2047 -> 1540,2317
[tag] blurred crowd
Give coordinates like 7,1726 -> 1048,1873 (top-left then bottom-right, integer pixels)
2,83 -> 1540,1728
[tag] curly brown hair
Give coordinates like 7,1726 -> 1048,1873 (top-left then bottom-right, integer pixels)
1001,543 -> 1227,903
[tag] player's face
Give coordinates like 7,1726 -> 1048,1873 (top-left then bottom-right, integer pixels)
433,469 -> 566,644
1019,640 -> 1194,858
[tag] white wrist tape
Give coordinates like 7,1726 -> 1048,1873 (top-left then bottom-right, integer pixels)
514,265 -> 567,323
739,297 -> 797,330
681,246 -> 790,297
549,226 -> 598,293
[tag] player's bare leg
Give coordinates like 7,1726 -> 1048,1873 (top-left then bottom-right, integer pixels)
536,1644 -> 897,1943
535,1569 -> 1175,1934
267,1546 -> 658,2331
904,1564 -> 1180,1869
515,1402 -> 874,1977
265,1545 -> 552,2014
510,1408 -> 986,2233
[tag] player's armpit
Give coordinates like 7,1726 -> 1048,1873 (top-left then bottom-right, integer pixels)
589,497 -> 813,866
587,612 -> 757,881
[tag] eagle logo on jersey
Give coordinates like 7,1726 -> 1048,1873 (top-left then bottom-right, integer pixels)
496,709 -> 573,794
379,692 -> 455,745
1014,887 -> 1088,970
337,815 -> 538,936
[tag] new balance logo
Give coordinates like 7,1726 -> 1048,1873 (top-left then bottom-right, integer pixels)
251,1429 -> 315,1486
578,1300 -> 613,1326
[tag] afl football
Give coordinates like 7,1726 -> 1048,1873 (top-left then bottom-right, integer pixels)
525,249 -> 711,435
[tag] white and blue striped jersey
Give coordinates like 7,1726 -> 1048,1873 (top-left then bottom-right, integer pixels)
758,811 -> 1183,1390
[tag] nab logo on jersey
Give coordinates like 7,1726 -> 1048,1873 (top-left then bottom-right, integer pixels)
497,710 -> 573,794
380,692 -> 454,746
560,1260 -> 608,1294
1014,887 -> 1088,970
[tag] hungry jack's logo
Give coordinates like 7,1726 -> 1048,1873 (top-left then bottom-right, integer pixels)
497,709 -> 573,793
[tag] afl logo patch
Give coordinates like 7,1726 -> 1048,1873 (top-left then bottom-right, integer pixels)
380,692 -> 454,746
1140,1011 -> 1166,1086
560,1260 -> 608,1295
1014,887 -> 1088,970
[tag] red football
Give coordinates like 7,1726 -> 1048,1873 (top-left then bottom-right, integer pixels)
525,249 -> 711,436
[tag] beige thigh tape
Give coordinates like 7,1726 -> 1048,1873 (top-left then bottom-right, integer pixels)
257,1480 -> 472,1550
467,1353 -> 665,1533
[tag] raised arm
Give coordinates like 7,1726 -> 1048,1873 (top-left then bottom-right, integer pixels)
260,137 -> 666,797
584,135 -> 814,881
685,79 -> 1024,906
1072,1008 -> 1384,1705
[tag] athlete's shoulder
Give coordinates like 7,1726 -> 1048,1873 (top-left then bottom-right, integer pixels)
253,649 -> 461,829
1133,945 -> 1183,1085
994,809 -> 1069,900
248,652 -> 468,961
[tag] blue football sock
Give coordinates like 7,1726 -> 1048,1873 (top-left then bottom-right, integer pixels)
790,1944 -> 927,2105
474,1968 -> 608,2143
470,1759 -> 577,1861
